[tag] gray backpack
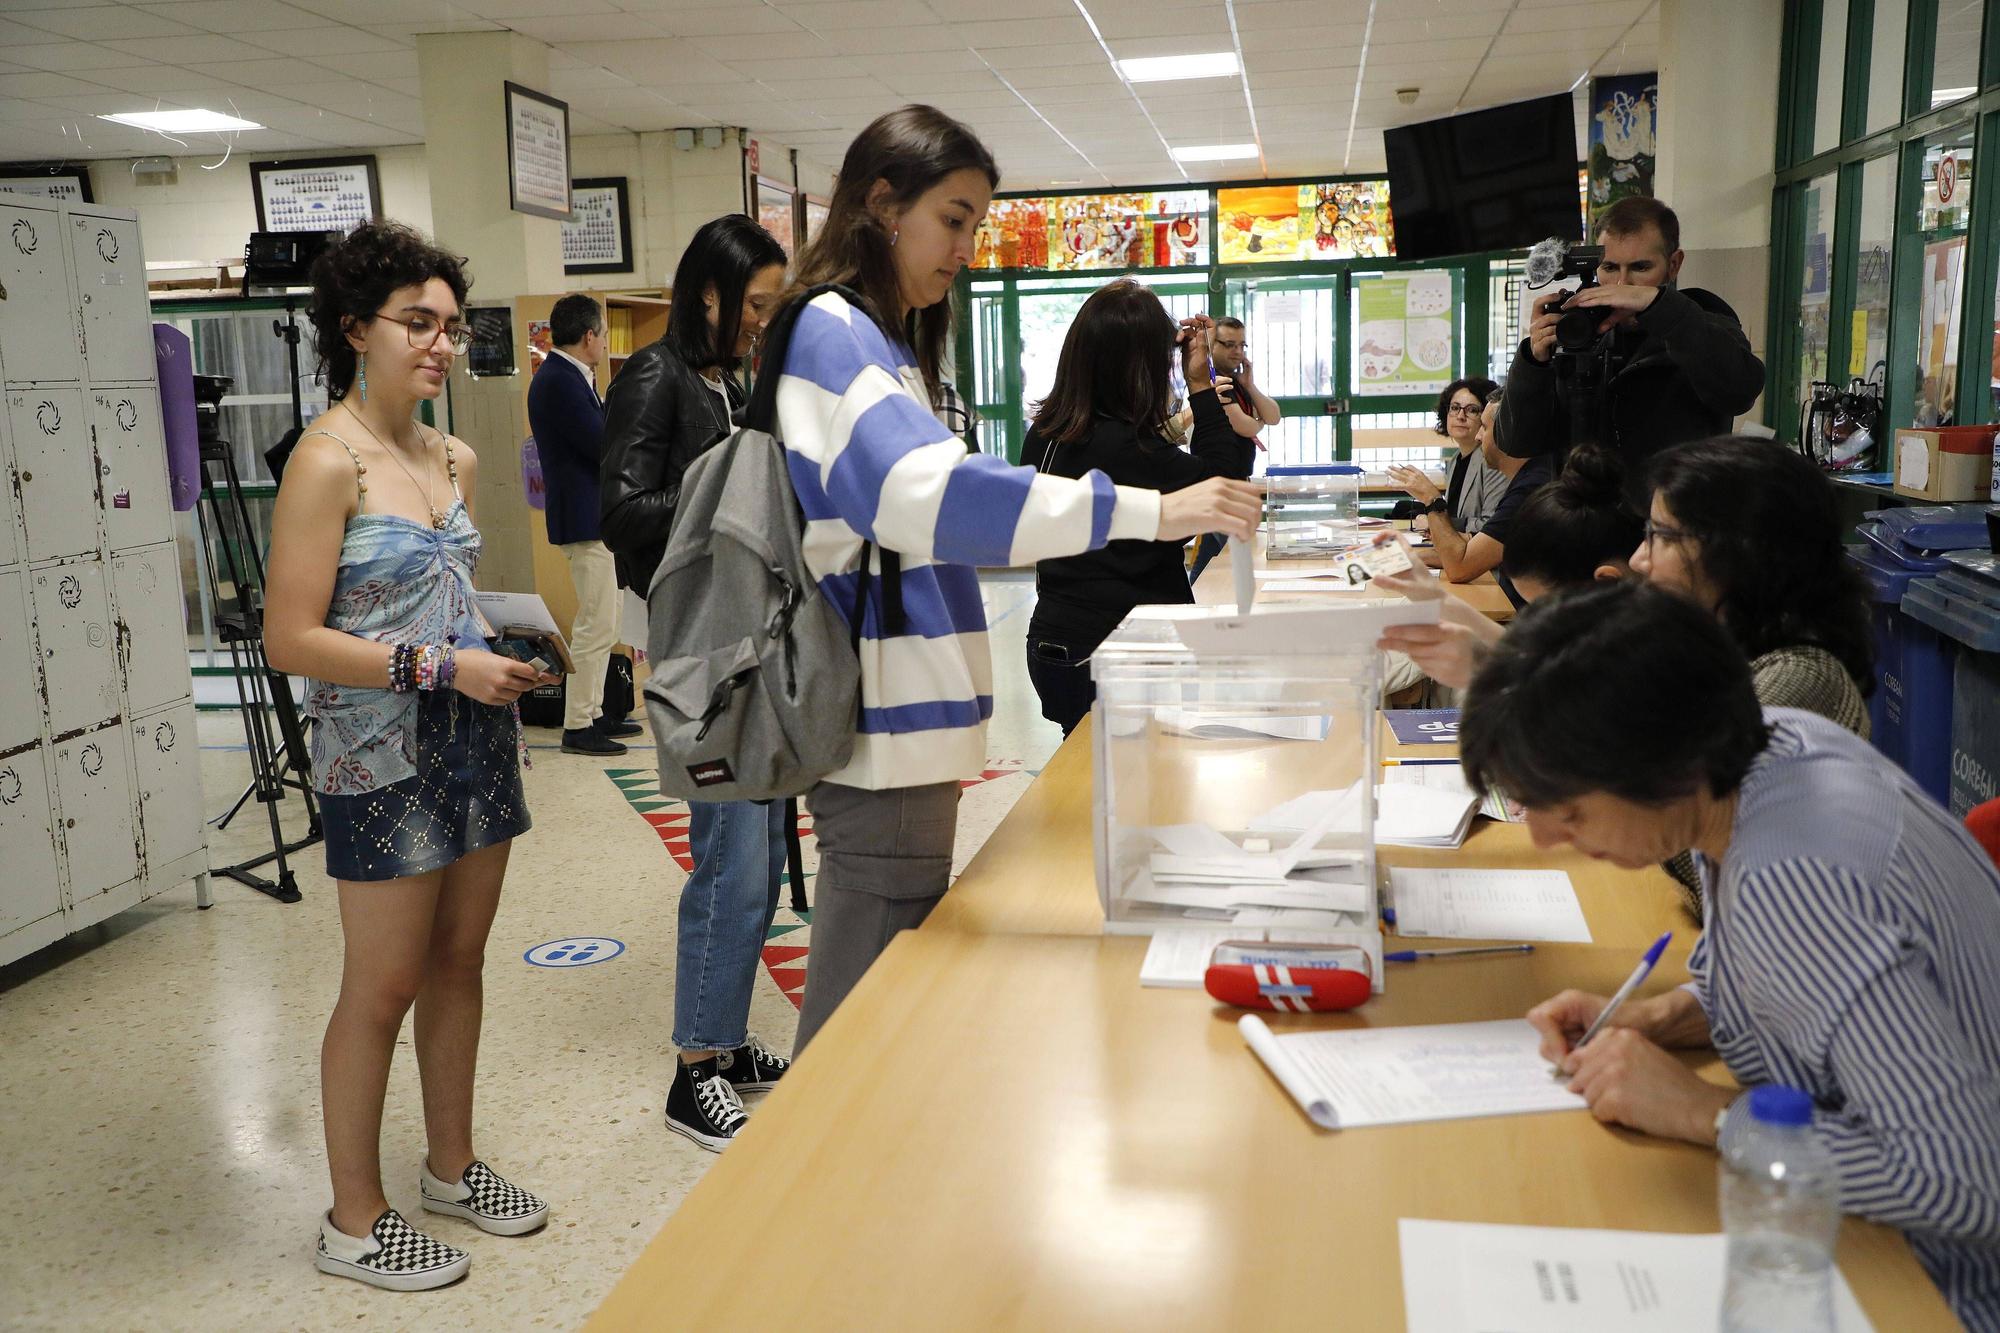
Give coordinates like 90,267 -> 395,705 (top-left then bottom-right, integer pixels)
642,285 -> 899,802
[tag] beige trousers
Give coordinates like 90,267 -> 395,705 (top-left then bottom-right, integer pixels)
560,539 -> 619,731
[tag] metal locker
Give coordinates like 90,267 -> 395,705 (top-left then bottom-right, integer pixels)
66,210 -> 153,384
9,387 -> 99,562
0,406 -> 18,570
0,749 -> 63,937
93,386 -> 172,550
131,703 -> 204,873
0,198 -> 81,385
50,724 -> 138,903
0,569 -> 42,753
30,559 -> 119,735
111,543 -> 191,716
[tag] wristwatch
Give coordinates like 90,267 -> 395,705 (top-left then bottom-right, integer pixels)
1424,497 -> 1450,515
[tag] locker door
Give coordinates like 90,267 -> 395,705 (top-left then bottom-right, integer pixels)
30,559 -> 119,734
0,198 -> 80,385
0,749 -> 63,936
50,725 -> 138,902
0,570 -> 43,753
131,703 -> 205,871
93,387 -> 172,550
111,544 -> 191,715
9,388 -> 99,561
66,211 -> 153,384
0,407 -> 18,570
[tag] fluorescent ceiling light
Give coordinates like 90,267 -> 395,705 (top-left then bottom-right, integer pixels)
1170,142 -> 1259,163
98,109 -> 262,133
1117,51 -> 1240,83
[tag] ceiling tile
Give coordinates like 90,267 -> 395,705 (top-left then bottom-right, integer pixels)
921,0 -> 1074,15
4,40 -> 148,70
185,56 -> 335,89
99,31 -> 277,60
135,0 -> 329,32
244,25 -> 408,56
10,4 -> 201,39
978,41 -> 1104,71
688,31 -> 835,60
846,47 -> 987,76
956,16 -> 1094,49
648,5 -> 804,37
310,47 -> 421,78
821,22 -> 967,53
1503,1 -> 1651,34
1091,6 -> 1226,40
993,62 -> 1119,90
0,68 -> 116,98
456,0 -> 622,15
499,11 -> 666,40
1368,13 -> 1503,44
776,0 -> 940,30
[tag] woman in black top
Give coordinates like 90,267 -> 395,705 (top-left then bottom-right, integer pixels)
1022,280 -> 1256,734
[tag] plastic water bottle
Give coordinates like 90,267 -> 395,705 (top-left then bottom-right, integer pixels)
1719,1085 -> 1841,1332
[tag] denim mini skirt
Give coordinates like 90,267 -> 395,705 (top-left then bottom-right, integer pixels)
320,692 -> 531,882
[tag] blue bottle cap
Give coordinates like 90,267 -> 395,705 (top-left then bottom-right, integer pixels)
1747,1085 -> 1814,1128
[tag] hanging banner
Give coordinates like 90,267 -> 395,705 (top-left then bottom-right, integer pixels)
1354,270 -> 1455,396
1587,73 -> 1658,238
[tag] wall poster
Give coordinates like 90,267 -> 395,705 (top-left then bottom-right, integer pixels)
1217,181 -> 1392,264
1353,270 -> 1456,396
1587,73 -> 1658,238
251,156 -> 380,234
0,161 -> 92,202
562,176 -> 631,274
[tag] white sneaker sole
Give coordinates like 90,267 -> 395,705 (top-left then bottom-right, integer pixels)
420,1194 -> 551,1236
315,1249 -> 470,1292
728,1078 -> 781,1095
664,1113 -> 737,1153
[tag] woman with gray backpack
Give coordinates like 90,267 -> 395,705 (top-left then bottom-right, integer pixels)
599,216 -> 795,1151
758,106 -> 1259,1048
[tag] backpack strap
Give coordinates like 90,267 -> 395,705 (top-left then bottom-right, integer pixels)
743,281 -> 869,437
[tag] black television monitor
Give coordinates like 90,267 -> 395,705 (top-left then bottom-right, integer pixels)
1383,94 -> 1581,261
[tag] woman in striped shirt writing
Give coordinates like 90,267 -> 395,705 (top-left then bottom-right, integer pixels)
1461,580 -> 2000,1330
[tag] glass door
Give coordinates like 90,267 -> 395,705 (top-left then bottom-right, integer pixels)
1223,272 -> 1342,466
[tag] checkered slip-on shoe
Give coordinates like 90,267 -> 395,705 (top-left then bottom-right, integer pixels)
420,1159 -> 550,1236
315,1208 -> 470,1292
717,1034 -> 791,1095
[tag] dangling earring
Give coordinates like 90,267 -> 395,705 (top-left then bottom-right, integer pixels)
357,352 -> 368,403
890,224 -> 900,248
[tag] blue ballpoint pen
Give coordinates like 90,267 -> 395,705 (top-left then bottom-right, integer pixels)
1570,930 -> 1674,1054
1385,944 -> 1535,962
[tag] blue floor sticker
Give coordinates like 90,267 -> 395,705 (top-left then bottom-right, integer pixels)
524,937 -> 626,968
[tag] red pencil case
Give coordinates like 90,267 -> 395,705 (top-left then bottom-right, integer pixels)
1203,940 -> 1373,1013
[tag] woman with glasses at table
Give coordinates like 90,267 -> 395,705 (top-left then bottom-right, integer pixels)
1387,376 -> 1504,535
266,221 -> 555,1292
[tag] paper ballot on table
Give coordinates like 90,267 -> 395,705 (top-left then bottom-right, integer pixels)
1389,868 -> 1593,942
1398,1220 -> 1875,1333
1243,1017 -> 1585,1129
1247,784 -> 1479,850
1172,600 -> 1441,656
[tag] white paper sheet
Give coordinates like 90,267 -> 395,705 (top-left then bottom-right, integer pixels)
1261,579 -> 1381,594
1389,868 -> 1592,943
1172,600 -> 1441,656
1142,926 -> 1384,988
1398,1220 -> 1876,1333
1153,706 -> 1332,741
1246,783 -> 1477,850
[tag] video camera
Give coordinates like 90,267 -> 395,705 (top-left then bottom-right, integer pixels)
1525,238 -> 1608,354
1523,237 -> 1623,449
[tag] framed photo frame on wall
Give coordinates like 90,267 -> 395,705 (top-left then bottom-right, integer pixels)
251,155 -> 380,233
505,81 -> 572,220
562,176 -> 632,275
0,161 -> 93,202
756,176 -> 797,259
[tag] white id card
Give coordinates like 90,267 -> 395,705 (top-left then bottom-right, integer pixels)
1352,532 -> 1417,580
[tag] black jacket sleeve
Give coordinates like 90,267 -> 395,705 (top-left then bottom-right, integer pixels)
1631,287 -> 1766,417
598,345 -> 683,575
1497,341 -> 1562,461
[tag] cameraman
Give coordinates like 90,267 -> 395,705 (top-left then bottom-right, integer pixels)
1500,198 -> 1764,503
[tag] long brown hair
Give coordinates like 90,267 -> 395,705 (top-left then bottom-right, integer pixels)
1030,280 -> 1178,448
786,104 -> 998,396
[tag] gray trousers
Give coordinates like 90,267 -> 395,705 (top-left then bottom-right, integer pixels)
794,779 -> 961,1052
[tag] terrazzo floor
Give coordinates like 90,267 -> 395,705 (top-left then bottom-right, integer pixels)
0,574 -> 1061,1331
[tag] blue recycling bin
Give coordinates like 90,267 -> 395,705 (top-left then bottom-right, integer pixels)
1848,544 -> 1958,798
1902,551 -> 2000,819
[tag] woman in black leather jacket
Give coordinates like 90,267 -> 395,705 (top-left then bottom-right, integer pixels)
598,215 -> 795,1152
599,215 -> 788,592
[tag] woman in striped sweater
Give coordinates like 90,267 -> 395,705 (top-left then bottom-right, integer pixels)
1467,582 -> 2000,1332
772,106 -> 1261,1048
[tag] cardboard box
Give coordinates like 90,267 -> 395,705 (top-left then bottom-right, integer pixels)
1894,426 -> 1996,502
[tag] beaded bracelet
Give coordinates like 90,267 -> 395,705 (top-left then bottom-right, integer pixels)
388,643 -> 416,693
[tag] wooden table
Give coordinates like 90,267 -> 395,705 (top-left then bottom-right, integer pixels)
589,933 -> 1954,1330
1193,533 -> 1517,623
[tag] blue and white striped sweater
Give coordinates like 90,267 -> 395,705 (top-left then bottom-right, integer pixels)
775,291 -> 1160,790
1693,710 -> 2000,1331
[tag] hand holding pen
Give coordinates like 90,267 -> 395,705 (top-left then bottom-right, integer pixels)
1526,931 -> 1672,1073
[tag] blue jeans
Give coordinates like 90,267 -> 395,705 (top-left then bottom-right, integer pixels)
673,798 -> 788,1051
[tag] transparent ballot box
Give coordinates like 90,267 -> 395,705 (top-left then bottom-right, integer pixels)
1263,463 -> 1363,560
1090,608 -> 1380,939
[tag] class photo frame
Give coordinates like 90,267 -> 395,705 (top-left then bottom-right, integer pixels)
250,155 -> 380,234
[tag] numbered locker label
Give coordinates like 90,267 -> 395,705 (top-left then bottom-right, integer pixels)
94,387 -> 172,550
31,559 -> 119,735
0,200 -> 81,385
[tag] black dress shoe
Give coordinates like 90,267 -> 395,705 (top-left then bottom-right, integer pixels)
595,717 -> 644,739
560,728 -> 627,756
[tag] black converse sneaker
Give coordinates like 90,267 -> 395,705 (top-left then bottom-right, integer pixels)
315,1208 -> 470,1292
665,1056 -> 748,1152
717,1035 -> 791,1094
419,1159 -> 550,1236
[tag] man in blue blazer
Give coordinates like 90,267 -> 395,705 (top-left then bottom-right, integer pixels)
528,294 -> 638,756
